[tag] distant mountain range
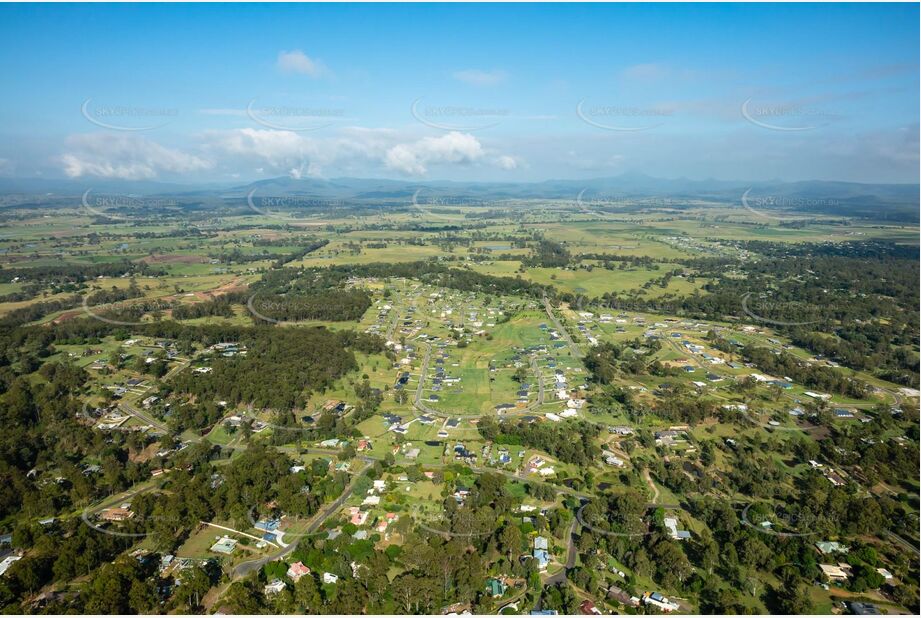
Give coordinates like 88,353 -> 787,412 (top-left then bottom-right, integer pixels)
0,173 -> 917,221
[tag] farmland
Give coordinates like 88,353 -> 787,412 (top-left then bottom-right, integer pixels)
0,193 -> 918,615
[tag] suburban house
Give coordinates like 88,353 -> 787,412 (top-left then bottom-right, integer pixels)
209,536 -> 238,555
533,536 -> 550,570
485,577 -> 507,597
286,561 -> 311,582
820,563 -> 852,582
643,592 -> 679,612
815,541 -> 849,555
0,555 -> 21,576
848,602 -> 881,615
348,507 -> 369,526
99,506 -> 135,522
255,519 -> 280,532
579,600 -> 602,615
663,517 -> 691,540
263,579 -> 286,595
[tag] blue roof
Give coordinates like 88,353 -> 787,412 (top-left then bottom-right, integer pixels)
255,519 -> 280,531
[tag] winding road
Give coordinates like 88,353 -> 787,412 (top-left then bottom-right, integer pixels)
232,460 -> 373,578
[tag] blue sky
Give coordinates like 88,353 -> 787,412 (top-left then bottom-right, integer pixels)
0,2 -> 917,184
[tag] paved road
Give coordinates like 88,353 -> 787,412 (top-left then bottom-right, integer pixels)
120,402 -> 169,435
530,356 -> 545,407
411,342 -> 469,417
232,460 -> 373,578
544,515 -> 579,587
885,530 -> 920,557
543,297 -> 582,359
413,339 -> 548,420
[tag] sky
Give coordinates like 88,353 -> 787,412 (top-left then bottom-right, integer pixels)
0,2 -> 918,185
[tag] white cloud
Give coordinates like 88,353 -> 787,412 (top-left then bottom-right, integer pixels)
205,127 -> 492,177
453,69 -> 507,86
60,134 -> 211,180
496,155 -> 519,170
202,126 -> 399,177
57,127 -> 514,180
277,50 -> 328,77
384,132 -> 485,176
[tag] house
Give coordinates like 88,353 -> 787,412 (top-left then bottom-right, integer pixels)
579,600 -> 602,615
815,541 -> 848,555
286,561 -> 311,582
322,399 -> 347,414
848,602 -> 881,615
533,549 -> 550,571
255,519 -> 280,532
663,517 -> 691,540
876,568 -> 893,581
376,513 -> 398,533
819,563 -> 851,581
485,577 -> 507,597
643,592 -> 679,612
605,455 -> 625,467
0,555 -> 21,576
607,585 -> 640,607
654,430 -> 686,445
348,507 -> 369,526
99,506 -> 135,522
322,572 -> 339,584
263,579 -> 286,595
209,537 -> 238,554
534,536 -> 549,550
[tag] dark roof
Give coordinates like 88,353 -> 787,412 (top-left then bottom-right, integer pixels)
849,602 -> 881,615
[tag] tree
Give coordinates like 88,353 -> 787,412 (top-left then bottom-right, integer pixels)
498,523 -> 522,562
772,582 -> 813,614
180,565 -> 212,610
